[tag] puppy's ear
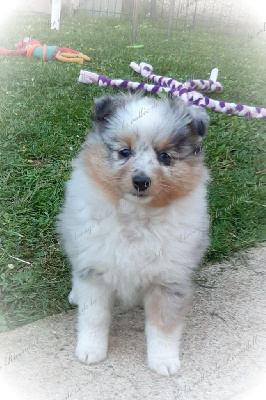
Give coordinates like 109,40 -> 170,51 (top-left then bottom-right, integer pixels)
189,106 -> 210,137
92,95 -> 123,123
168,98 -> 209,137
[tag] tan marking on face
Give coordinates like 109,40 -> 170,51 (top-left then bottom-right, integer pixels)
145,285 -> 187,334
82,146 -> 121,205
82,145 -> 134,205
149,159 -> 204,208
155,138 -> 173,153
121,133 -> 135,149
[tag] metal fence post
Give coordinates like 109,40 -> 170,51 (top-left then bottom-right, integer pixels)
132,0 -> 139,44
191,0 -> 199,30
167,0 -> 175,40
67,0 -> 72,14
151,0 -> 157,19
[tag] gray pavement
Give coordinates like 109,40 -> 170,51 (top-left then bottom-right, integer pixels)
0,245 -> 265,400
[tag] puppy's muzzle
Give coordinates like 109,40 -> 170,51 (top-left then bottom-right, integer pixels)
132,175 -> 151,192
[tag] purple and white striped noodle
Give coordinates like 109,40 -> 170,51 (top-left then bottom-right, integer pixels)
78,63 -> 266,119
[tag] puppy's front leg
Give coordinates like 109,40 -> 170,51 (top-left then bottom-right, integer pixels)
74,275 -> 115,365
144,284 -> 191,376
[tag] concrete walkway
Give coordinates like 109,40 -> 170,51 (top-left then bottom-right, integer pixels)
0,245 -> 265,400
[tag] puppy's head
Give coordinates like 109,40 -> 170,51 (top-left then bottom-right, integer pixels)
83,94 -> 209,208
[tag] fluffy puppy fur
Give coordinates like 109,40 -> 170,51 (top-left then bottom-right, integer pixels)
57,93 -> 210,376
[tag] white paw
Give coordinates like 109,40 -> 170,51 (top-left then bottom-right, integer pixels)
75,343 -> 107,364
148,355 -> 180,376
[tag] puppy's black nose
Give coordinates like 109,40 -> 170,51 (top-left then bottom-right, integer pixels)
132,175 -> 151,191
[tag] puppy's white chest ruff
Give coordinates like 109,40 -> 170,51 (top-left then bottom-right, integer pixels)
81,210 -> 168,301
73,199 -> 203,304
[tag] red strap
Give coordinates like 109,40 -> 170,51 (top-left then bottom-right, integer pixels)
0,48 -> 27,55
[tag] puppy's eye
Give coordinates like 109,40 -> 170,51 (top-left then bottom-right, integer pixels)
158,152 -> 171,165
119,148 -> 131,158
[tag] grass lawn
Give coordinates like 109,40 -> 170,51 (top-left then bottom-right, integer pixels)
0,13 -> 265,332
